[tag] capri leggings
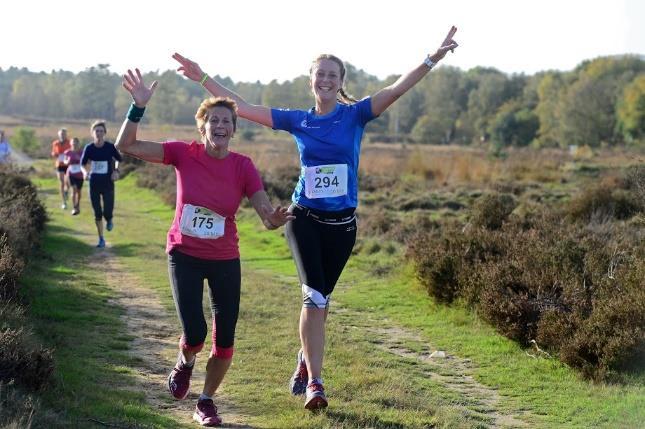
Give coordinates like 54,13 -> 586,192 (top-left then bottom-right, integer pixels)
89,181 -> 114,222
285,204 -> 357,308
168,249 -> 241,358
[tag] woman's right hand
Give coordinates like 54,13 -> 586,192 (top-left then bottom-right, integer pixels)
122,68 -> 158,108
172,53 -> 205,82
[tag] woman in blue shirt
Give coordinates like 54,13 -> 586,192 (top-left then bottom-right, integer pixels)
173,26 -> 458,410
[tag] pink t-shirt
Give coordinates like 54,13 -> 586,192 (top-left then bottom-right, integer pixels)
64,149 -> 84,178
163,141 -> 263,260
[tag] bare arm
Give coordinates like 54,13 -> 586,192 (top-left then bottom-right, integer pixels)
173,53 -> 274,128
371,26 -> 459,117
114,69 -> 165,163
248,190 -> 295,230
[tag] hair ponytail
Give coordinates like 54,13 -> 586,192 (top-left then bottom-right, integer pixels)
337,88 -> 357,105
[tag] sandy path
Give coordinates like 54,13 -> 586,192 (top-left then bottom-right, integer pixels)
92,248 -> 254,428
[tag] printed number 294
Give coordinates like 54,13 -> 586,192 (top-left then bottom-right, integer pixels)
314,176 -> 339,188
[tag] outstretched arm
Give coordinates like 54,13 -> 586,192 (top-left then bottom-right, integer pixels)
370,26 -> 458,117
172,53 -> 274,128
115,69 -> 165,163
248,190 -> 295,230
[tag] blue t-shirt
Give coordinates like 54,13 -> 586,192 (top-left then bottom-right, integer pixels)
271,97 -> 376,211
80,142 -> 122,186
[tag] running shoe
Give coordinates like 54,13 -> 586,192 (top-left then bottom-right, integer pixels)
71,208 -> 79,216
96,237 -> 105,248
193,398 -> 222,427
106,220 -> 113,231
304,380 -> 328,410
168,353 -> 194,400
61,202 -> 67,210
289,349 -> 308,395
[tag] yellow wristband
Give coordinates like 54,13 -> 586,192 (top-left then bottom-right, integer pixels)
199,73 -> 209,85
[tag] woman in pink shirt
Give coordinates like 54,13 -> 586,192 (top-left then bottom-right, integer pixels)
115,68 -> 293,427
64,137 -> 85,215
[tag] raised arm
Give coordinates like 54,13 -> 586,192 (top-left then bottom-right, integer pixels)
370,26 -> 459,117
115,69 -> 165,163
172,53 -> 274,128
248,190 -> 295,230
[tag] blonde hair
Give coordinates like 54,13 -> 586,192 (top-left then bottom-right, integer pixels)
310,54 -> 358,105
195,97 -> 238,135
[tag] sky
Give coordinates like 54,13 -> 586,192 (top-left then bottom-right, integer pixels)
4,0 -> 644,83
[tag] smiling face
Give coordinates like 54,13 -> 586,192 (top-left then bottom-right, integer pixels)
202,105 -> 235,154
310,58 -> 343,105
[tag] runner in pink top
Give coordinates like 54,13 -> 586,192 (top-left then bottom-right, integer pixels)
115,68 -> 293,427
64,137 -> 85,215
163,140 -> 262,260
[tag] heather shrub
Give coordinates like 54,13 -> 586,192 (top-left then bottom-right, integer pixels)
135,162 -> 177,207
0,169 -> 54,393
409,184 -> 644,380
0,235 -> 24,301
0,328 -> 54,391
470,193 -> 517,230
261,166 -> 299,201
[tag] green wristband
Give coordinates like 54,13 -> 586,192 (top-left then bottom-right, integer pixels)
127,103 -> 146,123
199,73 -> 209,86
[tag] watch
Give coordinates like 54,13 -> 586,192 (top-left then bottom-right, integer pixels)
423,55 -> 435,69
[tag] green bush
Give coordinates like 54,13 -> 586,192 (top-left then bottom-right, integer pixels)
10,128 -> 39,156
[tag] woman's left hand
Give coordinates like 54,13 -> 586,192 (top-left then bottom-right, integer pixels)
111,170 -> 120,182
431,26 -> 459,62
263,205 -> 295,229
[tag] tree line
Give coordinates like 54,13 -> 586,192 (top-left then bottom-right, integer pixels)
1,56 -> 643,147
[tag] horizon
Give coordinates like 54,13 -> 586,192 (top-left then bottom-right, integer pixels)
1,53 -> 642,85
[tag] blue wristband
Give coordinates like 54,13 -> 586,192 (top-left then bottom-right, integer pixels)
127,103 -> 146,123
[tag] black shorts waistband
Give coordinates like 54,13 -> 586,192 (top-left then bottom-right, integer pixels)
293,204 -> 356,223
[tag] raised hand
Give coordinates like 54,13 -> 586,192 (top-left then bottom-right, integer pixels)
122,68 -> 158,108
172,53 -> 205,82
432,26 -> 459,61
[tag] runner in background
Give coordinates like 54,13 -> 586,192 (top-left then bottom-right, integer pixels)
51,128 -> 71,209
64,137 -> 85,215
81,121 -> 122,248
0,130 -> 11,164
173,26 -> 459,411
115,68 -> 293,426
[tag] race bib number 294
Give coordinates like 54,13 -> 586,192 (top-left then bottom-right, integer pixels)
304,164 -> 348,199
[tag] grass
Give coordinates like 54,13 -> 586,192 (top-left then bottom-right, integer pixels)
17,160 -> 645,428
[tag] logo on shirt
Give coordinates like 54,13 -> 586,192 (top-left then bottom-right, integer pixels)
315,166 -> 336,174
300,119 -> 320,129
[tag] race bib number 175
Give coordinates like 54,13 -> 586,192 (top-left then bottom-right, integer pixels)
179,204 -> 225,239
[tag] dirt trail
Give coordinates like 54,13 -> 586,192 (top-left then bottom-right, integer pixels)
91,247 -> 254,428
335,308 -> 534,428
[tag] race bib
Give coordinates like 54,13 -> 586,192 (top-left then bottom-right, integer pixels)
304,164 -> 348,199
91,160 -> 108,174
68,164 -> 82,174
179,204 -> 225,239
57,154 -> 65,162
